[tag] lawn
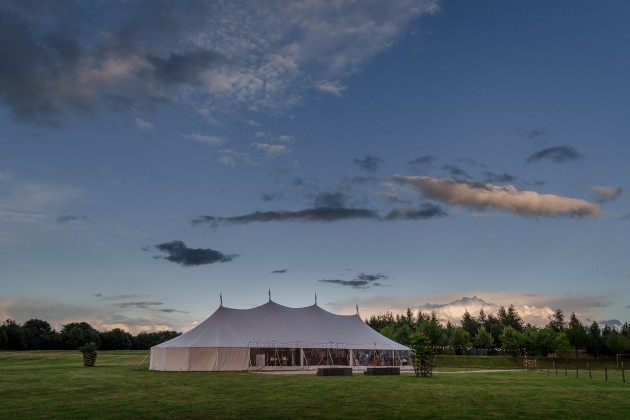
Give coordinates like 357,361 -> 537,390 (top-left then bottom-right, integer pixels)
1,351 -> 628,419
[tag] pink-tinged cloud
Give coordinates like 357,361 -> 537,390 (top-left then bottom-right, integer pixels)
591,185 -> 623,203
393,176 -> 600,219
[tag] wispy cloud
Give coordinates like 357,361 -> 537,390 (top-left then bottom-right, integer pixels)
56,214 -> 87,224
218,149 -> 256,167
0,0 -> 439,126
135,118 -> 154,133
316,80 -> 347,97
383,203 -> 447,220
319,272 -> 390,289
527,145 -> 583,163
193,208 -> 380,226
408,155 -> 435,167
95,294 -> 148,301
145,240 -> 237,266
526,128 -> 549,140
353,155 -> 385,173
181,132 -> 224,146
112,301 -> 163,309
272,268 -> 289,274
591,186 -> 623,203
251,142 -> 291,158
393,175 -> 600,219
0,173 -> 83,224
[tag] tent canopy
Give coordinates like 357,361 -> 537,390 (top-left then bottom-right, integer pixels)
154,300 -> 409,350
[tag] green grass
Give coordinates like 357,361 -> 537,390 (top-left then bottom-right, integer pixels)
1,351 -> 629,419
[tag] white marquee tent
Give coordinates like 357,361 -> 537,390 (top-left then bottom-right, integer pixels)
150,300 -> 410,371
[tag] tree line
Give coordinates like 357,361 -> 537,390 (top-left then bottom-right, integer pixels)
0,319 -> 179,351
366,306 -> 630,360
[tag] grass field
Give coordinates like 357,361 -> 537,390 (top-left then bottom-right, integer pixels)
1,351 -> 628,419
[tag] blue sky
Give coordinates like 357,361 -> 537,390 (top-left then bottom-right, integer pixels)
1,0 -> 629,333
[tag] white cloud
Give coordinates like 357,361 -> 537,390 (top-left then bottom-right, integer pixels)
218,149 -> 257,166
251,142 -> 290,158
329,291 -> 615,327
278,135 -> 296,142
181,132 -> 225,146
316,80 -> 347,96
393,176 -> 601,219
134,118 -> 154,132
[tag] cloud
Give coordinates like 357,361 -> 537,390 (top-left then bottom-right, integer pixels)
147,240 -> 237,266
527,128 -> 549,139
319,272 -> 389,289
0,0 -> 439,126
316,80 -> 347,96
0,173 -> 83,224
218,149 -> 256,166
135,118 -> 154,133
95,294 -> 148,301
278,135 -> 296,143
145,49 -> 227,86
442,164 -> 472,179
112,301 -> 163,309
393,175 -> 600,219
599,319 -> 622,328
353,155 -> 384,173
591,186 -> 623,203
181,132 -> 224,146
329,292 -> 617,327
193,208 -> 380,226
251,142 -> 290,158
527,146 -> 583,163
272,269 -> 289,274
56,214 -> 88,224
408,155 -> 435,168
383,203 -> 447,220
483,171 -> 516,184
193,186 -> 446,227
156,308 -> 189,314
0,295 -> 197,334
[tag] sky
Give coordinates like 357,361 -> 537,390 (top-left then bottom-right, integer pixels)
1,0 -> 629,334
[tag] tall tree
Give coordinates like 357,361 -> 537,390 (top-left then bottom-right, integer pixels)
100,328 -> 133,350
554,332 -> 574,363
606,331 -> 630,355
61,322 -> 100,349
460,310 -> 479,339
585,322 -> 604,357
23,319 -> 54,350
548,309 -> 566,332
484,314 -> 503,347
3,319 -> 26,350
535,327 -> 558,357
498,305 -> 523,331
499,326 -> 523,357
565,313 -> 587,355
473,326 -> 494,351
450,327 -> 471,355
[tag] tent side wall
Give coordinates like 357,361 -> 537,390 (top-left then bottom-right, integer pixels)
150,347 -> 249,371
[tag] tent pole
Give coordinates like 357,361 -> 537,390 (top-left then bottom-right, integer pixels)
247,343 -> 251,370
